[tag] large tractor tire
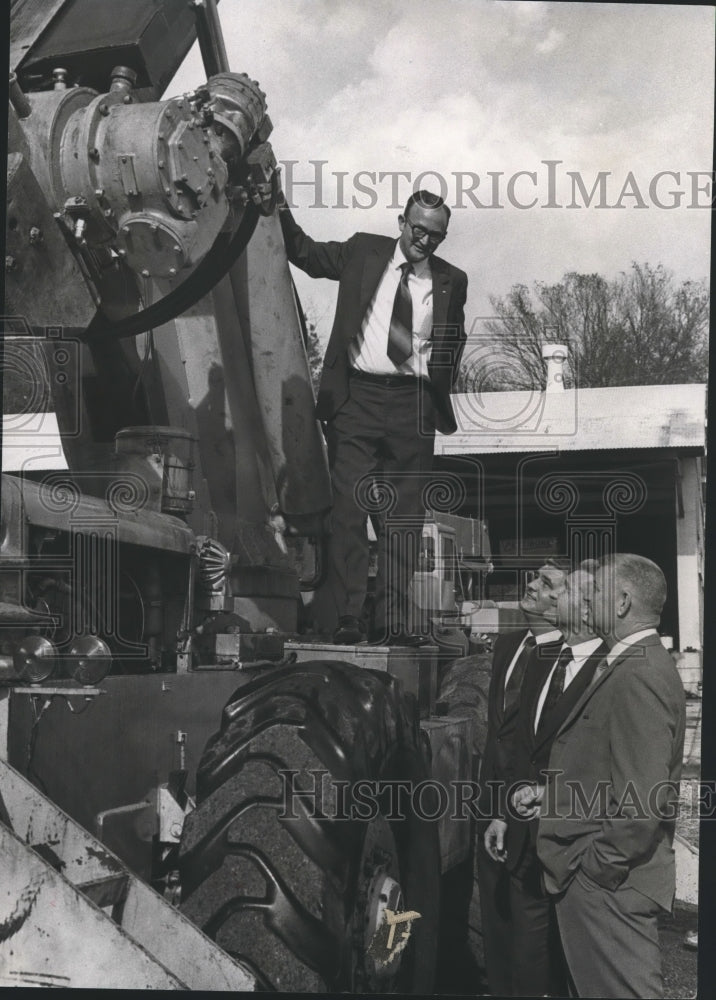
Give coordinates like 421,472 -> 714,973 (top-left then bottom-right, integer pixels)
178,660 -> 441,993
435,649 -> 493,990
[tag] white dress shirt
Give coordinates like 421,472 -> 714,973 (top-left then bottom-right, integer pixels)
503,628 -> 563,692
533,636 -> 604,732
349,242 -> 433,378
606,628 -> 659,665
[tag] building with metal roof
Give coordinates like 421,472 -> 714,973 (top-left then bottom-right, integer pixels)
433,375 -> 706,692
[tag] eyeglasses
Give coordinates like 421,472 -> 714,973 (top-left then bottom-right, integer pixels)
405,219 -> 447,245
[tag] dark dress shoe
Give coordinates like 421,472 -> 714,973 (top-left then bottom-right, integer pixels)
332,615 -> 367,644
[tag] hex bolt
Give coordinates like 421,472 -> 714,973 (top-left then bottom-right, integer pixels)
158,160 -> 165,169
150,224 -> 158,233
121,226 -> 129,235
28,226 -> 42,244
141,268 -> 150,277
99,103 -> 109,116
173,245 -> 181,253
165,187 -> 172,196
169,267 -> 177,276
121,156 -> 127,163
123,95 -> 132,104
104,209 -> 113,217
94,188 -> 104,198
181,173 -> 188,181
196,186 -> 203,194
5,255 -> 17,271
89,147 -> 100,162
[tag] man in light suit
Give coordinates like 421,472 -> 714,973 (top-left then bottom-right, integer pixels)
528,554 -> 686,998
477,560 -> 566,995
279,190 -> 467,645
484,563 -> 607,996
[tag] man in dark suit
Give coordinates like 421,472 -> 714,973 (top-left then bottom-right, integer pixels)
476,560 -> 566,995
484,563 -> 607,996
278,190 -> 467,644
532,554 -> 686,998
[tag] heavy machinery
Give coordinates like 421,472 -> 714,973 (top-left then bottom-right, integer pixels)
1,0 -> 485,991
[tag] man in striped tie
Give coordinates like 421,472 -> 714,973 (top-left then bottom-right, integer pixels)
279,189 -> 467,645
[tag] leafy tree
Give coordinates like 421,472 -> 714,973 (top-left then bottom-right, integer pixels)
299,300 -> 326,394
459,263 -> 708,391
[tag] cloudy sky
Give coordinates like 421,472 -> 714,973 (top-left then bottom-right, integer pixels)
171,1 -> 713,342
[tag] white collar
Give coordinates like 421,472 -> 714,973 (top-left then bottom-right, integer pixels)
528,628 -> 563,646
561,636 -> 603,660
607,628 -> 659,665
393,241 -> 431,279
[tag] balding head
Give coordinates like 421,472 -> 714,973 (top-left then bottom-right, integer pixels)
590,553 -> 667,642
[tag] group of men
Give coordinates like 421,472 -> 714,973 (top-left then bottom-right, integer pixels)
478,554 -> 686,998
277,191 -> 688,997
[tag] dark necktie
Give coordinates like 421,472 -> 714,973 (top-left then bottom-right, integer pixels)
503,635 -> 537,712
387,262 -> 414,365
538,645 -> 574,729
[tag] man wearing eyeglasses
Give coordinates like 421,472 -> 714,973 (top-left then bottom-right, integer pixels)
278,189 -> 467,645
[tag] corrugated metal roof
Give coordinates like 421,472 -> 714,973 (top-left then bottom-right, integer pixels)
436,383 -> 706,455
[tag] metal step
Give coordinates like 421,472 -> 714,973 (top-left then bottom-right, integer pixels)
0,757 -> 255,990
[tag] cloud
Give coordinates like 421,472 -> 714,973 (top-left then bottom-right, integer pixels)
169,0 -> 713,332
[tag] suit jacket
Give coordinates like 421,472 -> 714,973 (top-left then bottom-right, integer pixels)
480,630 -> 562,820
536,634 -> 686,910
504,640 -> 608,875
279,209 -> 468,434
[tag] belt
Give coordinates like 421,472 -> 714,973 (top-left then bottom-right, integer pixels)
349,369 -> 428,388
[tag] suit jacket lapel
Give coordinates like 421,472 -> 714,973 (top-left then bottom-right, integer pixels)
533,644 -> 607,752
430,258 -> 452,330
553,654 -> 616,737
555,635 -> 664,737
492,630 -> 527,728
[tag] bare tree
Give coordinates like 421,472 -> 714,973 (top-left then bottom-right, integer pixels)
461,263 -> 708,391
